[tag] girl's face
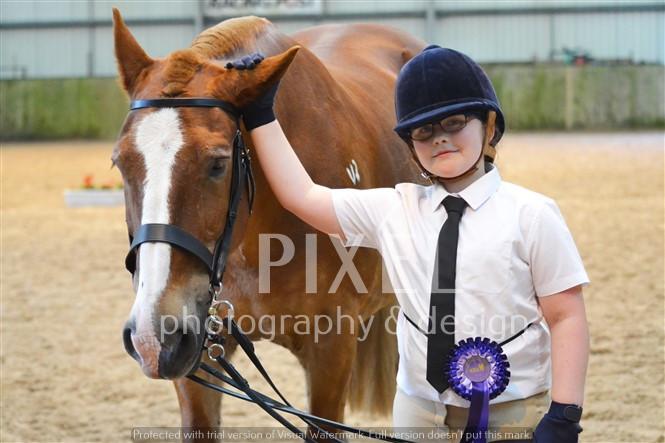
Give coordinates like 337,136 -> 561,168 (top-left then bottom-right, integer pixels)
411,115 -> 484,179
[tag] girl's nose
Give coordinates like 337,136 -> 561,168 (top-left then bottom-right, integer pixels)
431,125 -> 449,146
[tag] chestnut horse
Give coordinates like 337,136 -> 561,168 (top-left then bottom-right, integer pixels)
112,8 -> 424,439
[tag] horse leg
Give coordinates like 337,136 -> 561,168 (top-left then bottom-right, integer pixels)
173,373 -> 221,443
303,332 -> 357,442
173,345 -> 238,443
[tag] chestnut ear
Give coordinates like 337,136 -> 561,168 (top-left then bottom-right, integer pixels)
250,45 -> 300,94
212,46 -> 300,107
112,8 -> 153,93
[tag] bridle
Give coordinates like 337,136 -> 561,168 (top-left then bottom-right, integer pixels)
124,97 -> 255,289
121,97 -> 414,443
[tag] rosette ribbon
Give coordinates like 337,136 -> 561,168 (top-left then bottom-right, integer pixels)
446,337 -> 510,443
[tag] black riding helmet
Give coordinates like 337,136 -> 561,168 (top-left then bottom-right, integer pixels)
394,45 -> 505,149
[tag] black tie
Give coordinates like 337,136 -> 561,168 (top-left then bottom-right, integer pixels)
426,195 -> 468,393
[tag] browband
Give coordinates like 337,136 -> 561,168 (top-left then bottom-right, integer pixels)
130,98 -> 240,120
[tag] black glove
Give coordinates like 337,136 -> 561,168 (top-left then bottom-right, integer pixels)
225,52 -> 278,131
225,53 -> 264,70
533,401 -> 583,443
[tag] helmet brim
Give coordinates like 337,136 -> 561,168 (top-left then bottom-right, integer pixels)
394,99 -> 503,137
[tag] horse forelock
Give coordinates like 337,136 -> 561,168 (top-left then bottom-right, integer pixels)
162,50 -> 204,97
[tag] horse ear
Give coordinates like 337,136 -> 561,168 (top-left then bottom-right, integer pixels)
214,46 -> 300,106
209,46 -> 300,107
112,8 -> 153,93
252,46 -> 301,93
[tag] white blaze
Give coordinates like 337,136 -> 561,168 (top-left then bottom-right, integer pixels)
130,108 -> 184,336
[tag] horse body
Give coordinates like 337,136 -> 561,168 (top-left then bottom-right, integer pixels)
113,10 -> 424,440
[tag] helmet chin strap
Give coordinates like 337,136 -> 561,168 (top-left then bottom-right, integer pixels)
435,111 -> 497,184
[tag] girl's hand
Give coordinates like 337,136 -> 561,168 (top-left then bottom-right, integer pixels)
225,52 -> 279,130
225,53 -> 264,70
533,401 -> 583,443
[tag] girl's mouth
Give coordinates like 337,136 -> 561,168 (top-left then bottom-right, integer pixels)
434,150 -> 457,158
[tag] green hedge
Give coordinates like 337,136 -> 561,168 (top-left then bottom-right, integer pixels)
486,65 -> 665,130
1,65 -> 663,140
0,78 -> 128,140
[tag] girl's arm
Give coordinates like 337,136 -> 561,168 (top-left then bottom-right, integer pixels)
250,121 -> 345,239
538,285 -> 589,406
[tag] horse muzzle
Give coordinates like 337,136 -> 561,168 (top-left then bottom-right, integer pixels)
123,310 -> 207,379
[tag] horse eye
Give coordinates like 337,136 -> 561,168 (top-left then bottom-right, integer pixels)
209,157 -> 228,178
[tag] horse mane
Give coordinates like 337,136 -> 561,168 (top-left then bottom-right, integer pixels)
191,16 -> 275,59
162,16 -> 283,96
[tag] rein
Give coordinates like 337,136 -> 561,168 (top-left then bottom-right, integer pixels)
122,98 -> 414,443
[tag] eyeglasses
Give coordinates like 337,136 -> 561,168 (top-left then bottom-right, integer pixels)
409,113 -> 476,141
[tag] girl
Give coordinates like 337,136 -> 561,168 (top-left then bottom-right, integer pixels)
228,45 -> 589,443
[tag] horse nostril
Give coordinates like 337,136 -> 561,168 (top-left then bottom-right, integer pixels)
160,328 -> 184,353
122,317 -> 203,379
158,328 -> 201,379
123,324 -> 138,360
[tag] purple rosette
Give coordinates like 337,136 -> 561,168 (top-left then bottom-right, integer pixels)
445,337 -> 510,443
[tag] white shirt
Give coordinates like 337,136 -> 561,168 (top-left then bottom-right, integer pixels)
330,166 -> 589,407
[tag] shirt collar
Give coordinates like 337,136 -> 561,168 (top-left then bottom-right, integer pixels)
429,165 -> 501,212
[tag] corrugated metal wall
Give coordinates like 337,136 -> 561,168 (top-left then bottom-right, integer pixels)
1,0 -> 663,79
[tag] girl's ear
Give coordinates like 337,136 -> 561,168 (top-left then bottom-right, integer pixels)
482,111 -> 497,161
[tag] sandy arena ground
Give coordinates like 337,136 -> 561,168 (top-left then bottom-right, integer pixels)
1,133 -> 663,443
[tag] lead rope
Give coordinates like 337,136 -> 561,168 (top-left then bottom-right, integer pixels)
194,302 -> 415,443
189,362 -> 415,443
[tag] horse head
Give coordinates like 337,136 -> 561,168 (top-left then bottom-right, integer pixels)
112,8 -> 298,379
